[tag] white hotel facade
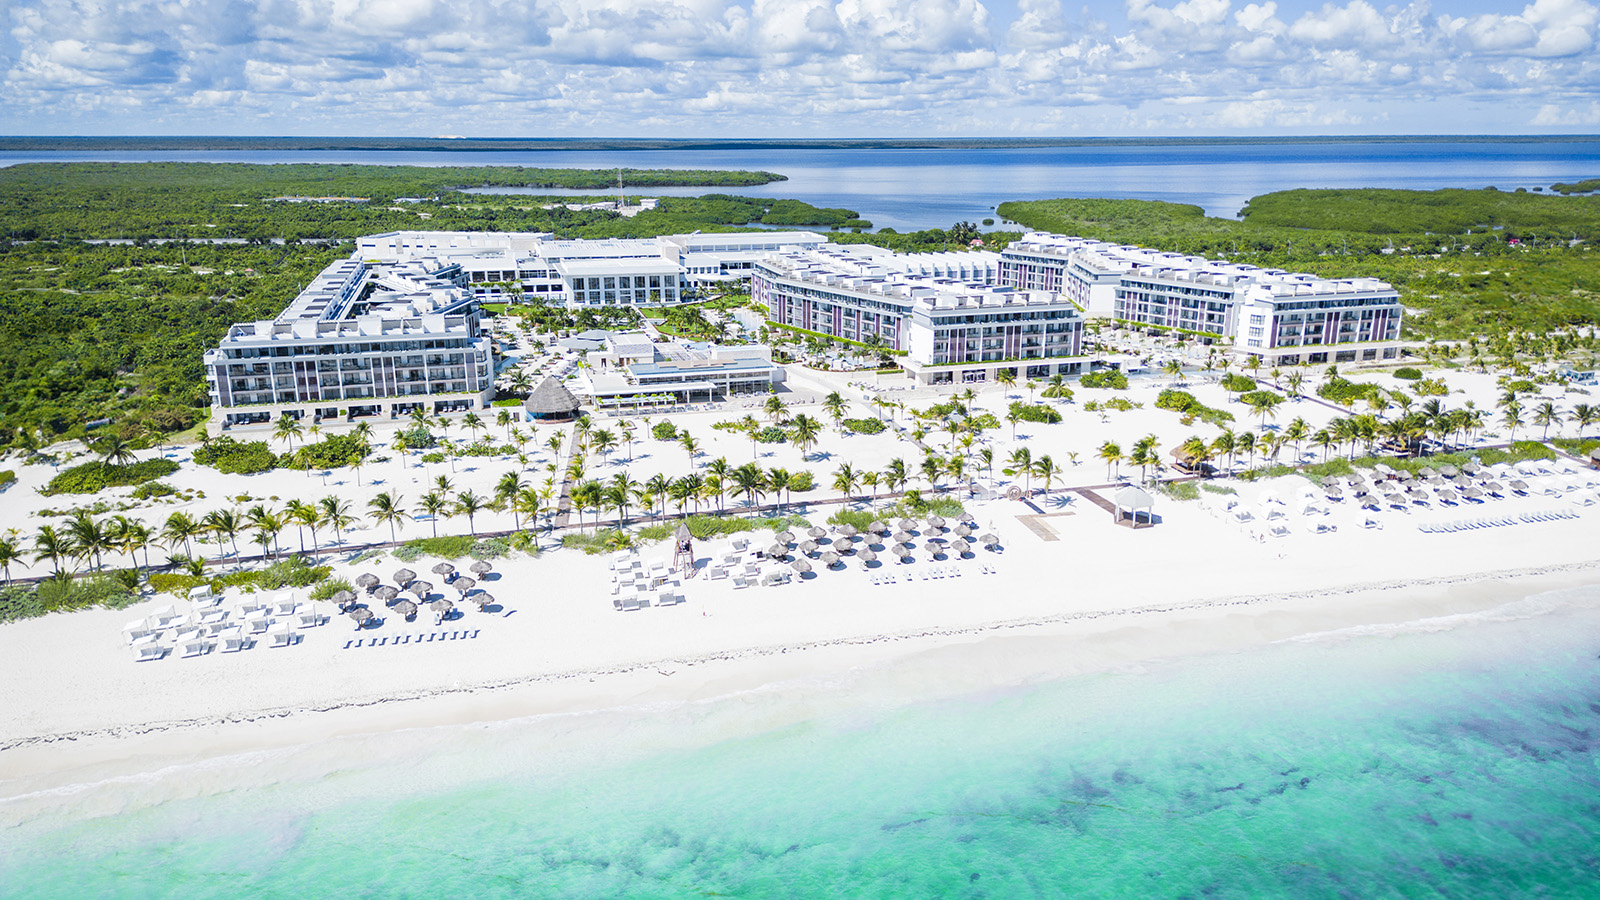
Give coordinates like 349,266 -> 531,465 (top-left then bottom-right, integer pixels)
998,233 -> 1405,366
752,245 -> 1086,385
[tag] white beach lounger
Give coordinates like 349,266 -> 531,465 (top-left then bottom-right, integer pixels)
219,625 -> 248,652
267,622 -> 298,648
134,644 -> 167,662
124,619 -> 153,645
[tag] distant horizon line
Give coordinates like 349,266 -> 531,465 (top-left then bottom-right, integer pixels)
4,134 -> 1600,154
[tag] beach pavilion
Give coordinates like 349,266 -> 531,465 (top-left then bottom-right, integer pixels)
523,376 -> 580,422
1112,485 -> 1156,528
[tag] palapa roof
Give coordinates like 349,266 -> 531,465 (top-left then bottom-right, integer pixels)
524,376 -> 580,416
1112,485 -> 1155,509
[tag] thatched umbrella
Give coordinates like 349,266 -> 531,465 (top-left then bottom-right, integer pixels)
332,589 -> 356,610
431,562 -> 456,578
1360,497 -> 1381,511
1509,479 -> 1530,494
430,598 -> 454,616
1374,463 -> 1396,478
1321,475 -> 1342,487
957,512 -> 975,524
347,607 -> 373,628
897,518 -> 917,532
1440,464 -> 1460,477
1461,486 -> 1483,500
469,560 -> 493,576
453,576 -> 477,594
1395,469 -> 1415,482
409,580 -> 433,598
1417,467 -> 1437,479
790,557 -> 812,574
950,538 -> 971,556
471,592 -> 495,611
806,526 -> 827,540
954,523 -> 974,537
1462,462 -> 1482,476
765,543 -> 787,559
926,515 -> 946,530
858,547 -> 878,564
980,533 -> 1000,548
393,599 -> 418,618
868,520 -> 889,535
1437,488 -> 1459,504
893,530 -> 915,544
355,573 -> 379,592
775,530 -> 795,544
798,539 -> 819,555
373,585 -> 400,604
835,523 -> 859,539
1485,481 -> 1505,495
393,568 -> 416,587
820,550 -> 841,567
890,542 -> 912,558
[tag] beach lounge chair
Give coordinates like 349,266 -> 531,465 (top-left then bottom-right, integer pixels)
124,619 -> 153,645
219,625 -> 248,652
267,622 -> 298,648
148,606 -> 183,630
708,566 -> 727,581
198,606 -> 229,627
296,608 -> 325,628
182,634 -> 213,657
133,644 -> 167,662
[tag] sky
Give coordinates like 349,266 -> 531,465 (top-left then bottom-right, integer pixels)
3,0 -> 1600,137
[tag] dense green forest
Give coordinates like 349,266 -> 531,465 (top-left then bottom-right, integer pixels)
0,163 -> 783,241
998,189 -> 1600,339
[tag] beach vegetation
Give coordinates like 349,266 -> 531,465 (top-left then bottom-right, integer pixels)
652,421 -> 679,441
1079,370 -> 1128,389
1157,480 -> 1201,501
39,459 -> 180,495
308,577 -> 353,602
1155,389 -> 1235,427
193,437 -> 280,475
1007,402 -> 1062,424
1317,377 -> 1386,406
1393,367 -> 1424,380
1199,482 -> 1237,495
842,417 -> 887,434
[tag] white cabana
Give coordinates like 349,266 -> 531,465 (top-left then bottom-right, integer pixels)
1112,485 -> 1156,528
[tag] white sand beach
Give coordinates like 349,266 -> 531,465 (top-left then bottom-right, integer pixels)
3,359 -> 1599,814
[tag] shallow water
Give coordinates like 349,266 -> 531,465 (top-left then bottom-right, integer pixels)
3,584 -> 1598,898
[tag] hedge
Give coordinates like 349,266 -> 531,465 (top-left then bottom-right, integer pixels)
1079,370 -> 1128,389
41,459 -> 180,495
194,436 -> 280,474
843,418 -> 887,434
1008,402 -> 1062,424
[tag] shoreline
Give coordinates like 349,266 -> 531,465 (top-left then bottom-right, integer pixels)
5,557 -> 1598,808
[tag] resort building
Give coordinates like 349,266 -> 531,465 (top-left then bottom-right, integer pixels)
998,232 -> 1405,364
203,254 -> 492,434
355,230 -> 828,306
752,246 -> 1085,385
573,331 -> 782,409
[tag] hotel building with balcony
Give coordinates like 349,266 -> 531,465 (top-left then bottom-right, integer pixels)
752,246 -> 1085,385
998,232 -> 1404,365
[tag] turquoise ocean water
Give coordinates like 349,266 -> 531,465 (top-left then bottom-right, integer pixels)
3,584 -> 1598,898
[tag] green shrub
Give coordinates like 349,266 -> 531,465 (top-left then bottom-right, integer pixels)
756,426 -> 788,443
397,423 -> 438,449
420,452 -> 447,464
563,529 -> 631,554
148,572 -> 210,595
396,536 -> 478,560
469,537 -> 513,559
131,480 -> 176,500
309,577 -> 353,601
0,584 -> 45,623
1079,370 -> 1128,389
41,459 -> 180,495
194,436 -> 280,474
787,471 -> 815,492
1158,481 -> 1200,501
290,433 -> 370,469
843,417 -> 887,434
0,470 -> 15,487
1007,402 -> 1062,424
1504,379 -> 1538,395
1238,389 -> 1284,407
34,573 -> 139,612
652,421 -> 679,440
1154,389 -> 1234,426
1393,367 -> 1423,380
1317,376 -> 1385,405
1220,373 -> 1257,393
1200,483 -> 1237,495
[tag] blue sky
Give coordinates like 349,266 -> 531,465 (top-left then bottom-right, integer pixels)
3,0 -> 1599,136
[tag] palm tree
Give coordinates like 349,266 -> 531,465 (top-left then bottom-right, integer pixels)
317,497 -> 355,545
590,429 -> 617,465
1097,440 -> 1123,480
823,392 -> 849,431
274,415 -> 304,456
609,473 -> 638,524
1283,417 -> 1310,462
705,458 -> 732,511
1245,391 -> 1283,432
571,481 -> 604,532
512,487 -> 543,534
1502,401 -> 1524,443
1004,446 -> 1033,492
1212,430 -> 1236,471
1569,403 -> 1595,438
368,492 -> 411,543
94,434 -> 136,471
1285,369 -> 1305,398
454,490 -> 487,535
1041,374 -> 1073,401
882,458 -> 909,496
730,463 -> 767,507
995,367 -> 1017,395
1235,430 -> 1256,468
620,423 -> 636,461
545,433 -> 565,459
920,454 -> 945,490
764,395 -> 788,424
645,473 -> 673,518
34,524 -> 72,577
162,511 -> 203,560
496,409 -> 515,442
669,476 -> 698,517
832,463 -> 859,500
202,509 -> 244,561
462,412 -> 486,443
419,491 -> 449,538
679,431 -> 700,467
245,505 -> 285,559
603,481 -> 631,526
790,413 -> 824,459
1533,401 -> 1563,439
495,471 -> 526,517
66,512 -> 113,571
1031,455 -> 1060,496
0,535 -> 26,584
